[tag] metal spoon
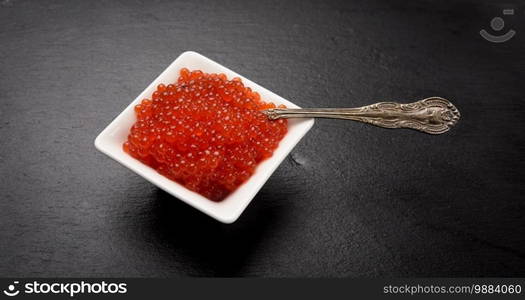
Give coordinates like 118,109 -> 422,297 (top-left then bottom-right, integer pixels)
262,97 -> 460,135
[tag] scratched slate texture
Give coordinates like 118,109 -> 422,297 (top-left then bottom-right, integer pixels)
0,0 -> 524,277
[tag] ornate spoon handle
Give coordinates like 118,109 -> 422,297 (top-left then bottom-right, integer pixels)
263,97 -> 460,135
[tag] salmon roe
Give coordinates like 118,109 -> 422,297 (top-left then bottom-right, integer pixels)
123,68 -> 288,201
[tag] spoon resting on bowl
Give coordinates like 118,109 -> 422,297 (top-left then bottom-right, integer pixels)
262,97 -> 460,135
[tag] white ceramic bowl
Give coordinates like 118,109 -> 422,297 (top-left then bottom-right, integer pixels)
95,51 -> 314,223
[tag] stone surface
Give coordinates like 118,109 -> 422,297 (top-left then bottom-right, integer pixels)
0,0 -> 524,277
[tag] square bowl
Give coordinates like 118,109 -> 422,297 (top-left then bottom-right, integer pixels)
94,51 -> 314,223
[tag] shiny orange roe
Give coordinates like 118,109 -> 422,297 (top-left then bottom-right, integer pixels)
123,68 -> 288,201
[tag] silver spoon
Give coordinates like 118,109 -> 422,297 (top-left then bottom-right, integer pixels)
262,97 -> 460,135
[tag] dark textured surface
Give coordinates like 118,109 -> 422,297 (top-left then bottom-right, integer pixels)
1,0 -> 524,277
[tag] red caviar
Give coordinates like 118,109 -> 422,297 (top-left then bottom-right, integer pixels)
123,69 -> 288,201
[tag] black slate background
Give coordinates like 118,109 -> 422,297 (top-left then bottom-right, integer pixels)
1,0 -> 524,277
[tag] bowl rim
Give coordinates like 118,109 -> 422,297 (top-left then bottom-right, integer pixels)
94,51 -> 314,223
